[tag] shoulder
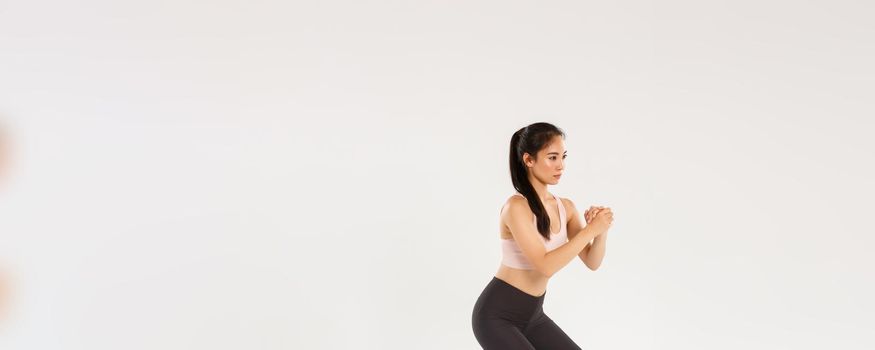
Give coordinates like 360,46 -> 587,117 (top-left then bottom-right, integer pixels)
501,194 -> 532,218
504,194 -> 529,210
559,196 -> 579,213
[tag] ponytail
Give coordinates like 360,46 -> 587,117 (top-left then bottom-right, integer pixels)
508,123 -> 565,240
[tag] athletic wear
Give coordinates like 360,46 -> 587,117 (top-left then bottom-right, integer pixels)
472,276 -> 582,349
500,192 -> 568,270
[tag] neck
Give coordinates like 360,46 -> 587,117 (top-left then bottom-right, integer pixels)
527,175 -> 551,202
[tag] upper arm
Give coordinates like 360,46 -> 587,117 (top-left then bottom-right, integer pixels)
502,197 -> 548,273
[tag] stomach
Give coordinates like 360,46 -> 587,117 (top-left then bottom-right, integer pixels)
494,264 -> 550,297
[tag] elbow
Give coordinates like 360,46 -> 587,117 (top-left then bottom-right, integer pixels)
584,255 -> 603,271
535,256 -> 555,278
536,263 -> 555,278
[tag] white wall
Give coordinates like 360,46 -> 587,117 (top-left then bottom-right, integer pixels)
1,1 -> 873,349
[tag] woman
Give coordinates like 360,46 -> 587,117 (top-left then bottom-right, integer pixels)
472,122 -> 614,350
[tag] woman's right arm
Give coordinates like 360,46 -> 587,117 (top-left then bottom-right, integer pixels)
504,199 -> 609,277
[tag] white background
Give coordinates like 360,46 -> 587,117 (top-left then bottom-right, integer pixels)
1,1 -> 873,349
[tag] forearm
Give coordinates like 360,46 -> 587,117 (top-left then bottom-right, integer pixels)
584,232 -> 608,270
577,239 -> 592,261
539,226 -> 600,277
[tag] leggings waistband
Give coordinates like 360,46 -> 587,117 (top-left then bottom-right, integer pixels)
473,276 -> 546,323
491,276 -> 546,301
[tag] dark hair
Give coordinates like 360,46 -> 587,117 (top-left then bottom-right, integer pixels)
509,122 -> 565,240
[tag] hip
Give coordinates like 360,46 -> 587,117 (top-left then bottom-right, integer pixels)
472,276 -> 546,324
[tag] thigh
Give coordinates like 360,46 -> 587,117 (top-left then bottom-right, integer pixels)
523,313 -> 582,350
472,317 -> 536,350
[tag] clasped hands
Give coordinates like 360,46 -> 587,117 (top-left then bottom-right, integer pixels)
583,205 -> 613,236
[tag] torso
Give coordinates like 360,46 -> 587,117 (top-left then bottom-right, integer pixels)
495,193 -> 568,297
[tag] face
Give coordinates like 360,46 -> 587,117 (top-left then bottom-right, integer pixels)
523,136 -> 566,185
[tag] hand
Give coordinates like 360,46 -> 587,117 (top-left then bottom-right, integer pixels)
586,206 -> 613,236
584,206 -> 608,224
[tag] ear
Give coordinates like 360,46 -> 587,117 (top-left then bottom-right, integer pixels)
522,152 -> 534,167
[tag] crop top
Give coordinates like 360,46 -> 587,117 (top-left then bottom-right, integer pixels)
500,192 -> 568,270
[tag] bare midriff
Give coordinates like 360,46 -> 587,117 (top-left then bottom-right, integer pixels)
494,264 -> 549,297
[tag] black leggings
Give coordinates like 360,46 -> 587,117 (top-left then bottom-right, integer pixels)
472,276 -> 582,350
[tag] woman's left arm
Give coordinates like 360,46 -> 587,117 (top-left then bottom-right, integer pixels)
582,230 -> 607,271
564,199 -> 609,271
